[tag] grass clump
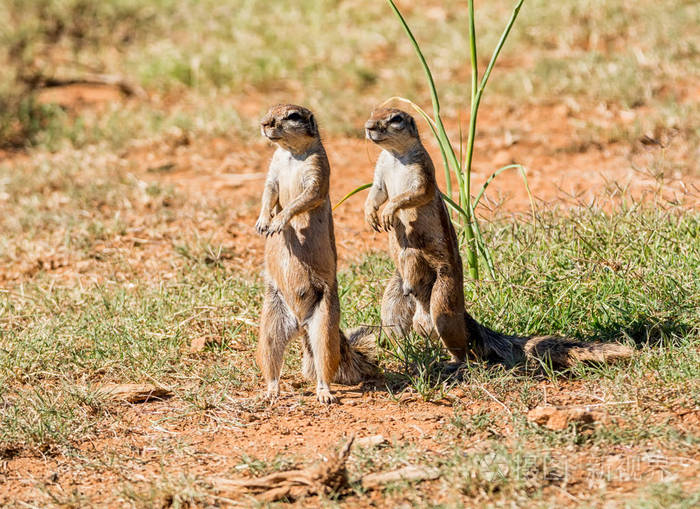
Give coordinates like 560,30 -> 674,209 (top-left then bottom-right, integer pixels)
0,90 -> 61,149
338,201 -> 699,402
1,0 -> 698,150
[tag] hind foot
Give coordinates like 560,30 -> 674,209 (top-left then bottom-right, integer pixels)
442,361 -> 466,375
412,304 -> 434,338
264,380 -> 280,402
316,382 -> 337,405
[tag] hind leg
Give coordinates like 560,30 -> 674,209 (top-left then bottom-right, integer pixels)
301,332 -> 315,381
305,289 -> 341,404
429,269 -> 472,362
413,298 -> 436,339
381,271 -> 416,339
400,252 -> 437,339
256,282 -> 299,399
398,248 -> 434,297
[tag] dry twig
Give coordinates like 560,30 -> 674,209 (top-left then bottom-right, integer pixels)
211,436 -> 354,502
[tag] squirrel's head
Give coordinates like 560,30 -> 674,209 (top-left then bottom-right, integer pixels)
364,108 -> 419,153
260,104 -> 319,153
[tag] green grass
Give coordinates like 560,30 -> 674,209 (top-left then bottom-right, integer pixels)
1,0 -> 698,149
0,1 -> 698,506
1,184 -> 698,498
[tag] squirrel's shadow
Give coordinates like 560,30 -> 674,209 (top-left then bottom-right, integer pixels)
338,314 -> 692,400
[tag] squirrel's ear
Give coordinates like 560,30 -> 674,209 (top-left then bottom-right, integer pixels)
408,116 -> 418,137
308,113 -> 319,137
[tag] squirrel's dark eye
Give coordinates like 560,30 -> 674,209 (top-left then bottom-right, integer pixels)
285,112 -> 303,122
389,115 -> 404,125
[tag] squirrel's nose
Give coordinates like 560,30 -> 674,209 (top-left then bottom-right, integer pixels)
364,120 -> 379,131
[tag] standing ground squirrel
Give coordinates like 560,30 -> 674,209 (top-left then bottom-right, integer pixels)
364,107 -> 633,367
255,104 -> 376,404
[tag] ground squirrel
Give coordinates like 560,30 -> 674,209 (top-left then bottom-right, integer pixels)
364,107 -> 633,367
255,104 -> 376,404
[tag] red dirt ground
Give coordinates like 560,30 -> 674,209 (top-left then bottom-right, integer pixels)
4,379 -> 698,506
1,87 -> 698,506
136,97 -> 699,273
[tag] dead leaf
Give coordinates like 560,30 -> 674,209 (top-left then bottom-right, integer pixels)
189,336 -> 220,353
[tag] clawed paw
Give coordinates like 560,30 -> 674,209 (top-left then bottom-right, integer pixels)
263,381 -> 280,403
265,215 -> 287,236
316,388 -> 337,405
442,361 -> 465,375
380,208 -> 396,231
365,209 -> 381,232
255,217 -> 270,235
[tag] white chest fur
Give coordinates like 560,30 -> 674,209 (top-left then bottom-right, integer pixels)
380,151 -> 414,198
275,149 -> 306,204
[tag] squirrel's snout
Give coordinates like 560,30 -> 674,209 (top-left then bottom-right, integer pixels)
262,125 -> 282,141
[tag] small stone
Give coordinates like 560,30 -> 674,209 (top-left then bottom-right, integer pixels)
527,406 -> 598,431
355,435 -> 387,449
189,336 -> 208,353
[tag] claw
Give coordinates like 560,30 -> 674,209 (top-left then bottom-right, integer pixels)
380,208 -> 396,232
255,219 -> 269,236
264,381 -> 280,403
316,383 -> 336,404
366,211 -> 381,233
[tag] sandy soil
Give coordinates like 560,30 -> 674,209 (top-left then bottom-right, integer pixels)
1,86 -> 698,506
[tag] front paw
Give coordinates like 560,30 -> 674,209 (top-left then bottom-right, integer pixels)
380,207 -> 397,231
255,216 -> 270,235
365,208 -> 380,232
265,214 -> 288,236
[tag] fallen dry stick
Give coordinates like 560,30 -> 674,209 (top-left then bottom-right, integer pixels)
361,465 -> 440,489
21,71 -> 147,98
97,383 -> 172,404
354,434 -> 387,449
211,436 -> 441,502
211,437 -> 354,502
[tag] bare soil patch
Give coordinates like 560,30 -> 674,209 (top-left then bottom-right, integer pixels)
1,91 -> 698,507
3,378 -> 698,506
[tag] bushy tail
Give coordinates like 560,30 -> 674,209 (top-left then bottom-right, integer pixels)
475,319 -> 633,368
333,326 -> 379,384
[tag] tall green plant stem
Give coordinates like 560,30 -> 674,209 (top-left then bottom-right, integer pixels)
462,0 -> 524,279
387,0 -> 479,278
462,0 -> 480,278
464,0 -> 524,179
385,0 -> 524,280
